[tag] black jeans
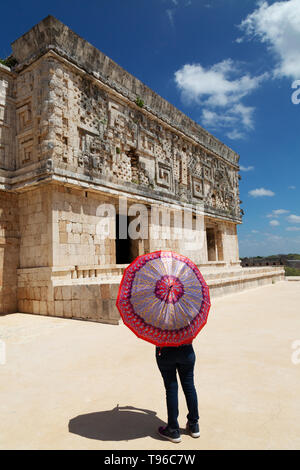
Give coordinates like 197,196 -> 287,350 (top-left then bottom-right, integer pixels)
156,344 -> 199,431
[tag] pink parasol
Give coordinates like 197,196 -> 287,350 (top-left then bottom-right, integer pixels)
116,250 -> 211,347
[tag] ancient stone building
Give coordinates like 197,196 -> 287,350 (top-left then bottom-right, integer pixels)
0,16 -> 284,323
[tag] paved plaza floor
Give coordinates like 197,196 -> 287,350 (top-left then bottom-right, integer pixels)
0,280 -> 299,450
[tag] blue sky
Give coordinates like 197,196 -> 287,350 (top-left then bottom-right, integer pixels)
1,0 -> 300,257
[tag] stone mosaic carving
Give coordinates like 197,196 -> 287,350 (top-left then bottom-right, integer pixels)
33,56 -> 240,218
0,16 -> 241,222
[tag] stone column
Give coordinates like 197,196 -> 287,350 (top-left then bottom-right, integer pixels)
216,229 -> 224,261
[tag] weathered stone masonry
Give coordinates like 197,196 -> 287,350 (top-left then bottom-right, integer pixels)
0,16 -> 284,322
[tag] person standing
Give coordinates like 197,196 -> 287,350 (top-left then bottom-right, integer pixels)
156,342 -> 200,443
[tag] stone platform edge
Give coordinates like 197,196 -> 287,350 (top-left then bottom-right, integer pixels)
14,265 -> 285,325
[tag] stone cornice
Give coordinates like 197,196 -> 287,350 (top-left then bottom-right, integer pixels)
2,162 -> 242,224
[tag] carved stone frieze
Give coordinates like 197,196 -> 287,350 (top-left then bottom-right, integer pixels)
0,17 -> 242,222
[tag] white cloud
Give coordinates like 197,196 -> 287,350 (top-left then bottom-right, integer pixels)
240,231 -> 300,256
201,107 -> 253,140
240,165 -> 254,171
268,234 -> 283,241
239,0 -> 300,79
288,185 -> 296,190
270,219 -> 280,226
166,9 -> 175,27
174,59 -> 267,139
287,214 -> 300,223
286,226 -> 300,231
273,209 -> 290,216
267,209 -> 290,218
165,0 -> 192,26
263,232 -> 283,241
232,103 -> 255,129
227,129 -> 245,140
202,108 -> 236,128
175,60 -> 264,106
249,188 -> 275,197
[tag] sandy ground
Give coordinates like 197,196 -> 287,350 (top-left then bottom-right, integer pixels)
0,280 -> 300,450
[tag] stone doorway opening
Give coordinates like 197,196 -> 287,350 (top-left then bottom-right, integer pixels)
206,226 -> 224,262
206,228 -> 216,262
115,214 -> 139,264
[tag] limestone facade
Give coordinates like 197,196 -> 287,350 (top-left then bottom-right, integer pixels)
0,16 -> 284,322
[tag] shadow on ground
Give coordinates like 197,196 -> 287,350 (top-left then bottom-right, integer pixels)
69,405 -> 167,441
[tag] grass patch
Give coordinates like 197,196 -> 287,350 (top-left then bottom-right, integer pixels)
284,266 -> 300,276
0,56 -> 18,68
135,96 -> 144,108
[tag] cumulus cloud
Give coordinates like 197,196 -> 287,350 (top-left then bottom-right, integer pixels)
174,60 -> 264,106
248,188 -> 275,197
239,0 -> 300,79
174,59 -> 267,139
240,165 -> 255,171
267,209 -> 290,218
286,226 -> 300,231
287,214 -> 300,223
270,219 -> 280,226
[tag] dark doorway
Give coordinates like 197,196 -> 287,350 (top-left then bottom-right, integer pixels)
206,227 -> 216,262
115,214 -> 139,264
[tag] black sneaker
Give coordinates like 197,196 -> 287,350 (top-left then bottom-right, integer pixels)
158,426 -> 181,443
186,421 -> 200,438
